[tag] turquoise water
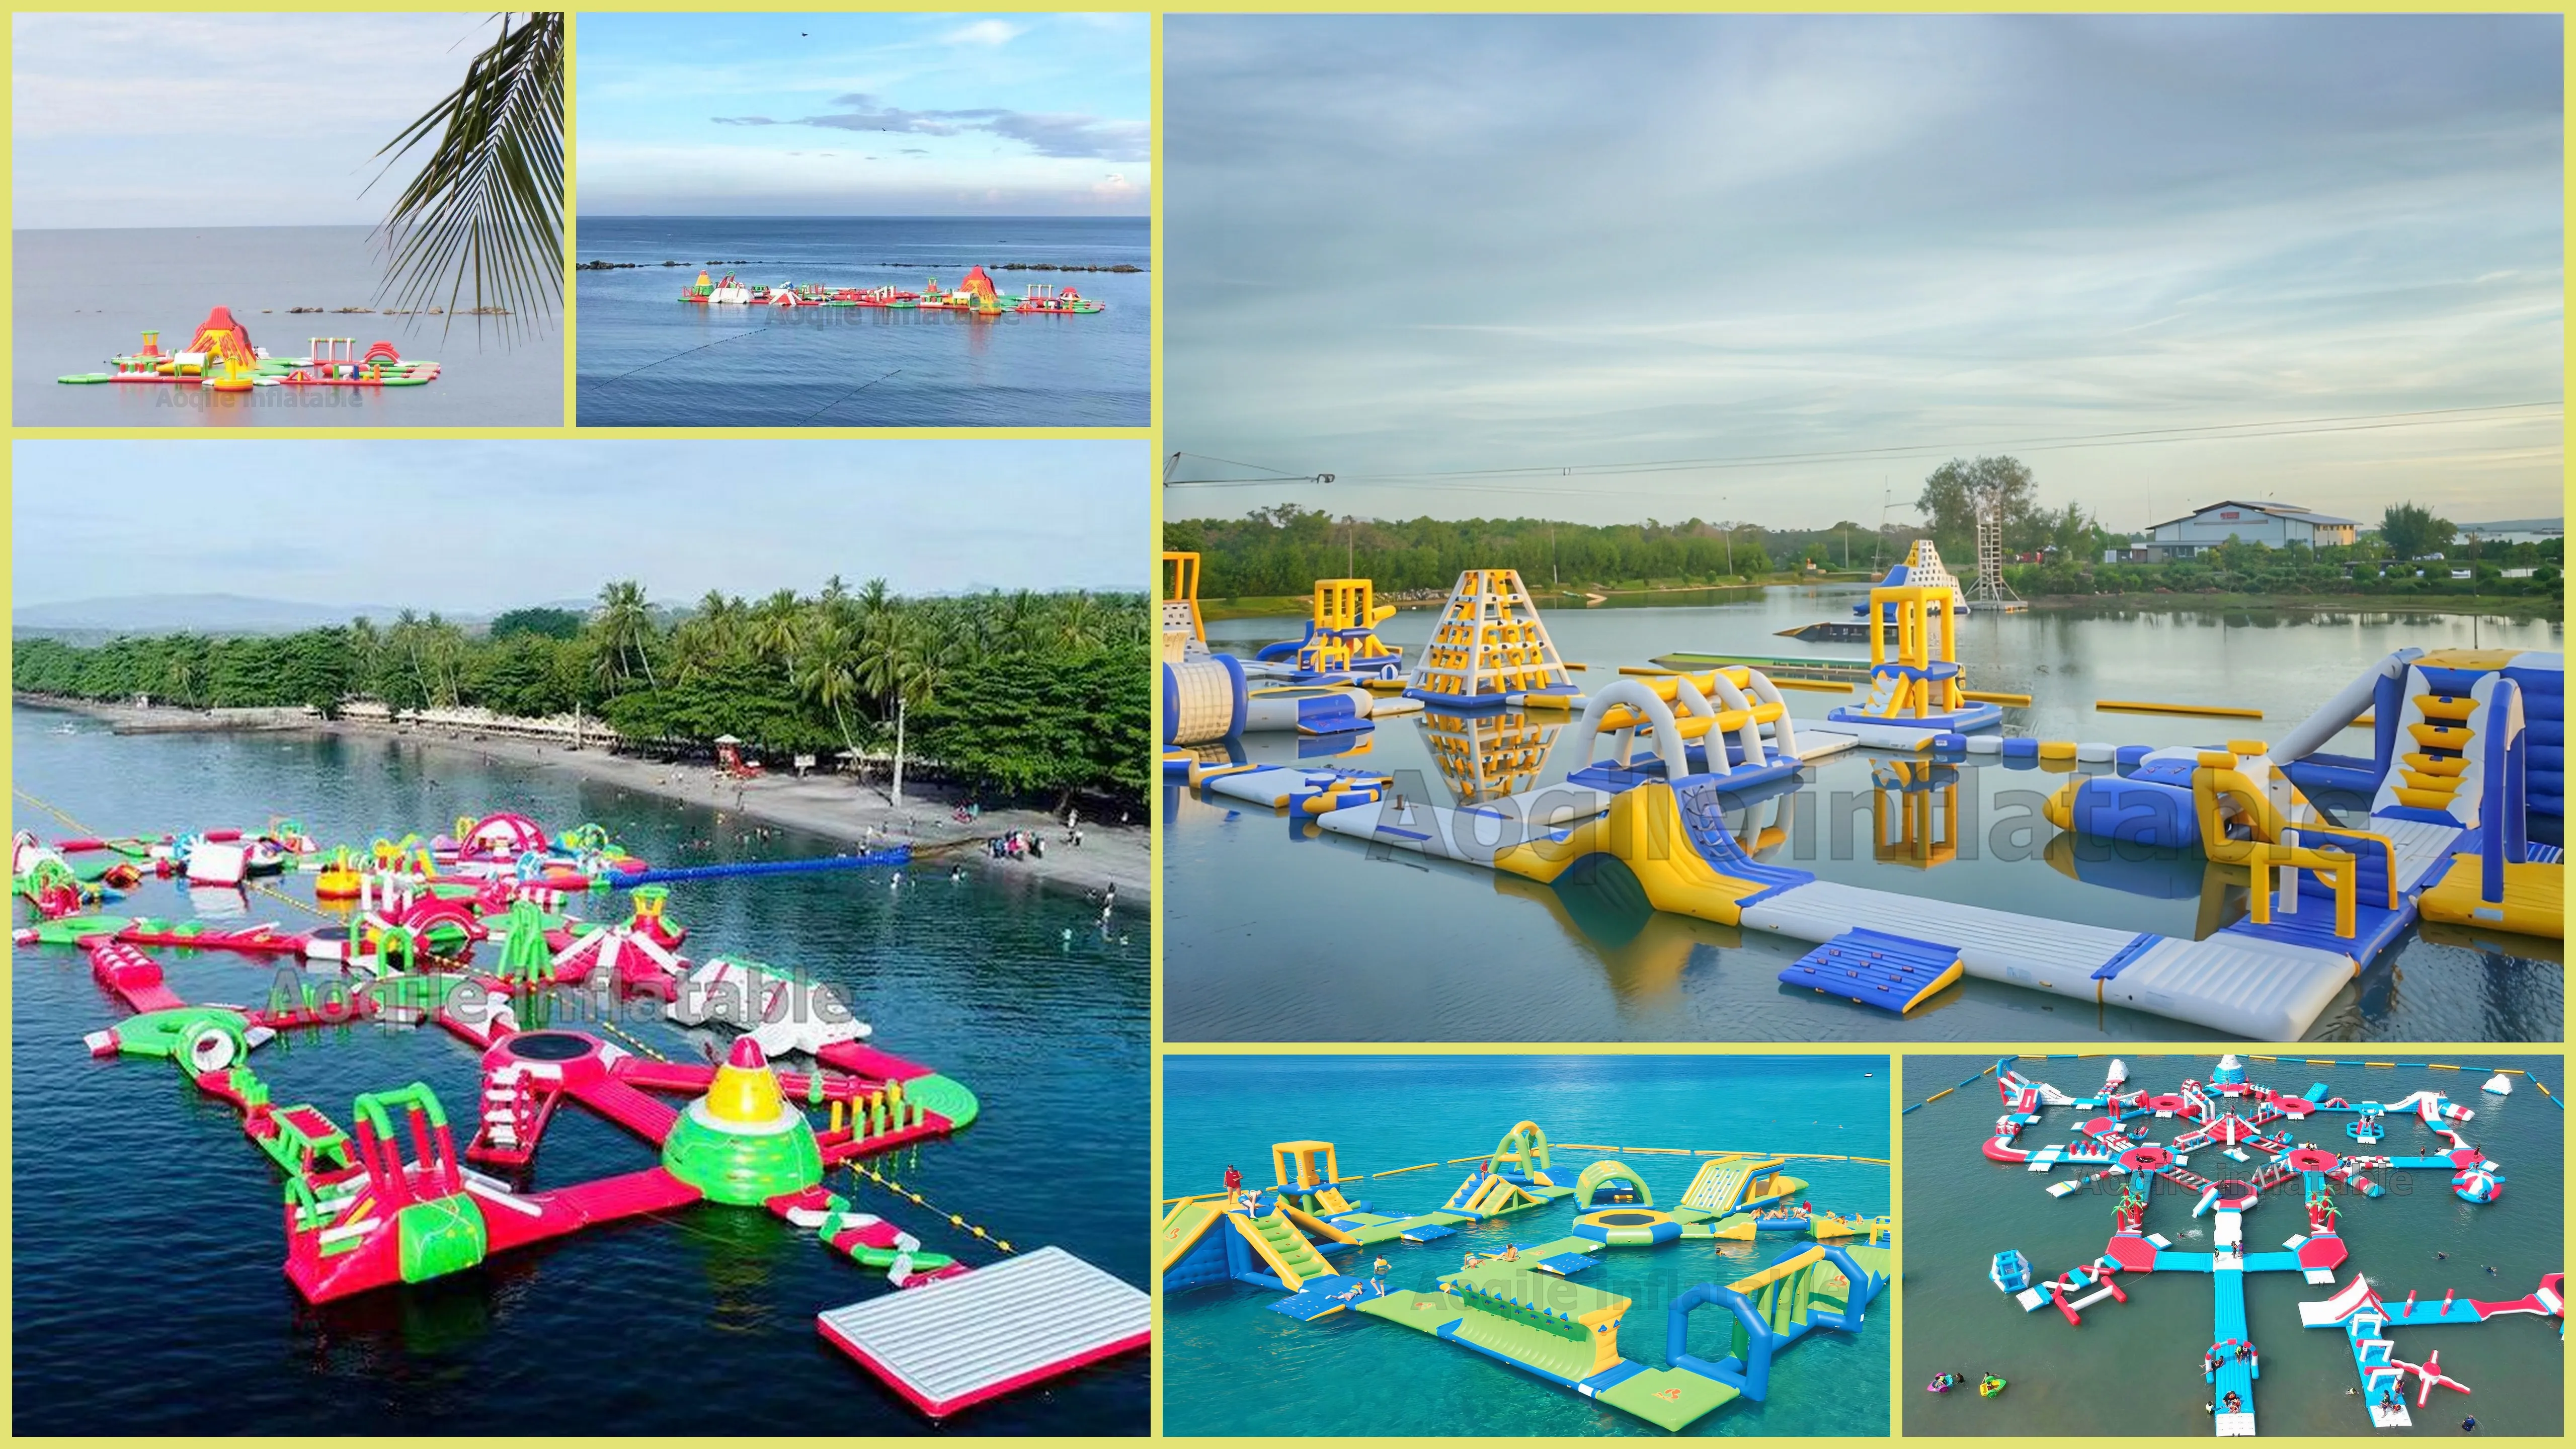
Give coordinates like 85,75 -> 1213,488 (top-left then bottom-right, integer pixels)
1165,593 -> 2562,1041
1161,1054 -> 1891,1437
10,707 -> 1146,1433
1903,1053 -> 2562,1437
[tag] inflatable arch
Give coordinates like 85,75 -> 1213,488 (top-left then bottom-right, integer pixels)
1575,1158 -> 1653,1209
1666,1242 -> 1887,1402
1564,673 -> 1799,782
460,813 -> 549,859
1487,1119 -> 1553,1183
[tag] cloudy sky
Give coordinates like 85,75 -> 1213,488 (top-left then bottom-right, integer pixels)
577,12 -> 1148,215
12,13 -> 512,228
12,441 -> 1145,611
1165,15 -> 2562,530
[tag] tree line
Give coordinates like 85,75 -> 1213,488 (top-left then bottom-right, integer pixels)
13,579 -> 1150,808
1170,461 -> 2559,601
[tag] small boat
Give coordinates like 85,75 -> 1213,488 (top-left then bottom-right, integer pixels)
1990,1249 -> 2031,1293
1925,1372 -> 1963,1394
1979,1375 -> 2007,1399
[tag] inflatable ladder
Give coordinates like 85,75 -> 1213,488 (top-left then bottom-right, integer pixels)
1236,1209 -> 1331,1287
1443,1172 -> 1492,1212
2349,1312 -> 2411,1427
2385,674 -> 2481,818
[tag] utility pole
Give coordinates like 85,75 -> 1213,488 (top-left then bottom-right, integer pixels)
2469,528 -> 2482,650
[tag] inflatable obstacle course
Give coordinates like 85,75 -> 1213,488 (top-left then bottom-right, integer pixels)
1162,1123 -> 1888,1432
681,264 -> 1103,315
1967,1055 -> 2558,1436
61,308 -> 441,389
17,803 -> 1141,1421
1177,541 -> 2557,1039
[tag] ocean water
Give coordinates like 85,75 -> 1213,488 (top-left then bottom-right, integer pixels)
13,227 -> 563,427
1161,1054 -> 1891,1437
1902,1053 -> 2562,1437
574,217 -> 1149,427
1164,593 -> 2562,1042
9,707 -> 1146,1434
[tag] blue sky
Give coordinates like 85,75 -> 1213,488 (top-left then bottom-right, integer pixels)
12,441 -> 1146,611
12,13 -> 511,228
1165,15 -> 2563,530
577,12 -> 1148,216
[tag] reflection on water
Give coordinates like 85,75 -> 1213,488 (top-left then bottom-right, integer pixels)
1172,595 -> 2561,1042
1422,709 -> 1562,801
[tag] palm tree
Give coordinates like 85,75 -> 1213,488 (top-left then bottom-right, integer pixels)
797,614 -> 870,770
371,12 -> 564,337
590,580 -> 658,690
855,613 -> 932,807
1054,590 -> 1108,652
345,616 -> 385,700
668,591 -> 740,682
748,588 -> 808,682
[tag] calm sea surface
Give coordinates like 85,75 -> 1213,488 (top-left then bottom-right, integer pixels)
11,707 -> 1146,1434
1903,1053 -> 2561,1437
1162,1054 -> 1891,1437
1165,590 -> 2562,1042
574,216 -> 1148,427
14,227 -> 562,427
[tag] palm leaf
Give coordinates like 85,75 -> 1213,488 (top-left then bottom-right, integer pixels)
369,12 -> 564,340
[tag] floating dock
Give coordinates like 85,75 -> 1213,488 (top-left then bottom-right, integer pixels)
817,1246 -> 1150,1417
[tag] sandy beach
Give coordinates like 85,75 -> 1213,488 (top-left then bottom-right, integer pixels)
16,694 -> 1149,902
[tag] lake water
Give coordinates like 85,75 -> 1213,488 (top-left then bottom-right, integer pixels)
10,707 -> 1146,1434
1902,1052 -> 2562,1437
1161,1054 -> 1890,1437
1164,590 -> 2562,1042
574,217 -> 1149,427
13,227 -> 563,427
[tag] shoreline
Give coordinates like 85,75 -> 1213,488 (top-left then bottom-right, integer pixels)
15,694 -> 1148,903
1197,585 -> 2561,623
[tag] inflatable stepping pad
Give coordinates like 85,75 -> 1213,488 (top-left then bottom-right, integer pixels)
1779,927 -> 1964,1013
1268,1274 -> 1375,1320
1534,1251 -> 1598,1276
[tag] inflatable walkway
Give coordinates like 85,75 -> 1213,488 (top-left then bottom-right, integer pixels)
1348,1241 -> 1888,1432
1323,774 -> 2369,1039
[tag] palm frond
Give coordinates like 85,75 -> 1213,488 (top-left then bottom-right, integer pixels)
369,12 -> 565,341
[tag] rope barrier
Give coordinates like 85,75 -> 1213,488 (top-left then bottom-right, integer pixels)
595,1016 -> 672,1064
248,879 -> 333,919
845,1160 -> 1015,1254
800,365 -> 905,425
583,323 -> 775,387
13,787 -> 100,837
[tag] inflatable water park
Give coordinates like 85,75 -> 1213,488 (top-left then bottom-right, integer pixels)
1159,1118 -> 1889,1432
1160,545 -> 2563,1039
11,809 -> 1145,1421
1966,1055 -> 2559,1435
57,307 -> 441,388
682,265 -> 1102,315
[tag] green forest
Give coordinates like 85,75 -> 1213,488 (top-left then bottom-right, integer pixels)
1168,466 -> 2561,607
13,580 -> 1151,807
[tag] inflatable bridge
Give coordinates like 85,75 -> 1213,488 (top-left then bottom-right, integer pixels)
1351,1240 -> 1887,1432
1321,769 -> 2382,1039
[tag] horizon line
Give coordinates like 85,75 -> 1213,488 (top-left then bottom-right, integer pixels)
576,211 -> 1149,220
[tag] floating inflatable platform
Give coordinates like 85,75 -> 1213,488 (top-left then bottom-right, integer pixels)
817,1246 -> 1150,1417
